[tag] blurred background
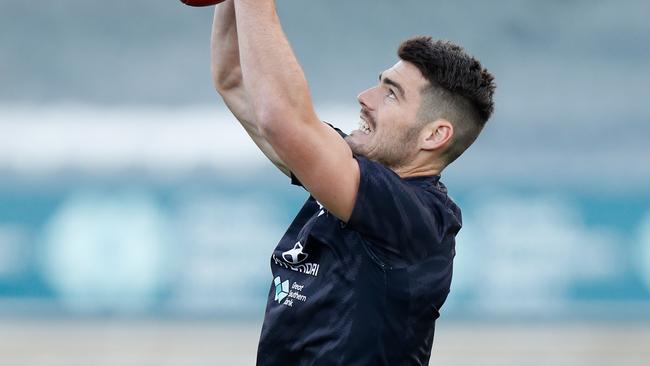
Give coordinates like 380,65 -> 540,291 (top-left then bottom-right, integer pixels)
1,0 -> 649,365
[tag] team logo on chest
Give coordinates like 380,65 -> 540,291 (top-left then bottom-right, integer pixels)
273,240 -> 320,277
282,242 -> 308,264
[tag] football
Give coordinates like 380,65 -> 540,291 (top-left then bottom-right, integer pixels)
180,0 -> 226,7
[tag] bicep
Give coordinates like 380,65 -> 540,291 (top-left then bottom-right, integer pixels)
262,114 -> 359,222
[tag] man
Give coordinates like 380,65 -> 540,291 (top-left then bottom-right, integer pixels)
210,0 -> 495,364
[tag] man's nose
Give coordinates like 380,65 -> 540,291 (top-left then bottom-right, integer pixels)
357,87 -> 376,111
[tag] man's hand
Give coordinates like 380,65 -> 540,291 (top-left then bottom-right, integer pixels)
234,0 -> 360,222
211,0 -> 289,176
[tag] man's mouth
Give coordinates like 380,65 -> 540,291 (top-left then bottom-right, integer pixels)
358,112 -> 374,135
358,119 -> 372,135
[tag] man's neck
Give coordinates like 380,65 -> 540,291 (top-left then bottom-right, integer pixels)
393,163 -> 442,178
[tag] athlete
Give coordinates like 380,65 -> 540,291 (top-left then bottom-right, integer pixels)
210,1 -> 495,364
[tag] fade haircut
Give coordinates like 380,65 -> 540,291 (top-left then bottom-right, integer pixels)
398,37 -> 496,166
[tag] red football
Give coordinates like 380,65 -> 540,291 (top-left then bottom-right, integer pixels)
180,0 -> 226,7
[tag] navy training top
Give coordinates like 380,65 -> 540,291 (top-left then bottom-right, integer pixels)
256,127 -> 462,365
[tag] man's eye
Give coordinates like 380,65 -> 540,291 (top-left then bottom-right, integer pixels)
386,89 -> 397,100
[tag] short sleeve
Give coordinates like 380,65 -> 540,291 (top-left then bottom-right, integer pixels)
347,156 -> 448,265
289,121 -> 347,187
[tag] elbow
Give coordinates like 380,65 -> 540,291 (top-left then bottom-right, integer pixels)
256,101 -> 316,144
256,104 -> 287,139
256,100 -> 304,140
213,77 -> 237,95
212,65 -> 243,94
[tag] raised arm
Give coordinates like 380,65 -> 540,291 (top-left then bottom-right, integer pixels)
234,0 -> 360,221
211,0 -> 289,176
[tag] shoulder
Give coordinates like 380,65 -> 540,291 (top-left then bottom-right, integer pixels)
366,156 -> 463,236
349,158 -> 461,265
351,155 -> 459,237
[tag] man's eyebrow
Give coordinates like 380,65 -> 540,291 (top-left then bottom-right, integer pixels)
379,72 -> 406,99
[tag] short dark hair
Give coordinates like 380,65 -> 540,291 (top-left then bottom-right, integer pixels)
398,36 -> 496,166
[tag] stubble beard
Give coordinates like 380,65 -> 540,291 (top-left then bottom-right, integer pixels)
345,125 -> 420,170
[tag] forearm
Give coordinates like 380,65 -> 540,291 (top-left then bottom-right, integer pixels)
234,0 -> 316,123
231,0 -> 359,220
211,0 -> 254,140
211,0 -> 242,91
211,0 -> 290,176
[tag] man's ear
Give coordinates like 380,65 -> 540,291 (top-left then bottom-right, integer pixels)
421,119 -> 453,151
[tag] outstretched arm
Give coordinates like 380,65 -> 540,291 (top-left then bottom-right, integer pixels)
234,0 -> 360,222
211,0 -> 289,176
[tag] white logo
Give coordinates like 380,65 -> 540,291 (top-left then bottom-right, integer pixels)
282,241 -> 309,264
274,242 -> 320,277
273,276 -> 290,303
316,200 -> 325,217
273,254 -> 320,277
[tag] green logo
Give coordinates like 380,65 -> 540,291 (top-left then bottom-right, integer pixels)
274,276 -> 289,303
